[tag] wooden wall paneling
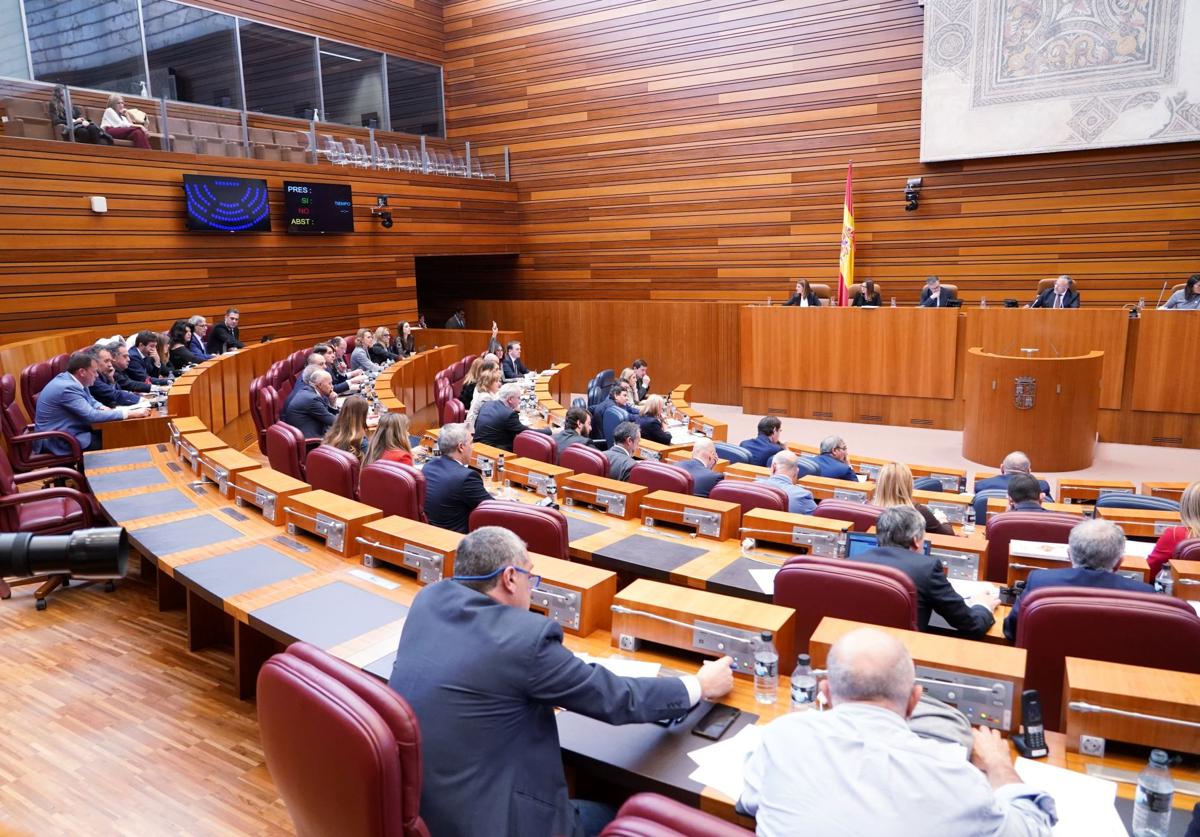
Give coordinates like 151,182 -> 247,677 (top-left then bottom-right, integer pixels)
1129,311 -> 1200,414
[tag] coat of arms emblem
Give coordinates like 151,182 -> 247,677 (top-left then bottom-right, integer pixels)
1014,376 -> 1036,410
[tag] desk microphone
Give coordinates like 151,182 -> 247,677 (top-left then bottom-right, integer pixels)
1154,280 -> 1169,308
1068,700 -> 1200,730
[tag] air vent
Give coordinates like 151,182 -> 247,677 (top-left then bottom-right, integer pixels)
812,411 -> 833,419
1151,436 -> 1184,446
910,418 -> 934,426
767,407 -> 788,415
859,415 -> 883,423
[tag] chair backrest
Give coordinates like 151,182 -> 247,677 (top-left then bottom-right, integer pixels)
1,373 -> 27,438
257,642 -> 430,837
559,444 -> 608,477
468,499 -> 569,560
306,445 -> 361,500
774,555 -> 918,654
628,461 -> 693,494
984,511 -> 1079,584
441,398 -> 465,426
593,368 -> 615,401
266,422 -> 307,480
600,792 -> 752,837
360,461 -> 427,522
972,488 -> 1010,523
1037,276 -> 1077,294
812,500 -> 881,532
49,353 -> 70,375
586,383 -> 605,407
257,384 -> 281,427
513,430 -> 557,464
1094,493 -> 1181,512
1177,538 -> 1200,561
912,476 -> 944,492
713,442 -> 751,465
809,283 -> 832,300
709,481 -> 787,514
248,376 -> 268,454
20,361 -> 53,417
289,349 -> 309,377
570,396 -> 587,410
1016,587 -> 1200,731
796,456 -> 821,478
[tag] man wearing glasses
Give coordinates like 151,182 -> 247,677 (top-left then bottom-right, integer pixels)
814,435 -> 860,482
389,527 -> 734,837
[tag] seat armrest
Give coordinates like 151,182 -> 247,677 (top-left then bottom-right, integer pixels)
0,487 -> 95,526
14,467 -> 90,492
8,429 -> 84,458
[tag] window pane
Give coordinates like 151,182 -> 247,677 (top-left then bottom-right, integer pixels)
239,21 -> 317,119
386,55 -> 443,137
142,0 -> 240,108
25,0 -> 146,94
0,0 -> 30,80
319,40 -> 383,128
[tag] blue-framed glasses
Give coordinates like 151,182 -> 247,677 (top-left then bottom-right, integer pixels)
453,565 -> 540,589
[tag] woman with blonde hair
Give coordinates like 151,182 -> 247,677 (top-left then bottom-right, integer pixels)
460,357 -> 495,411
636,394 -> 672,445
351,328 -> 380,375
364,412 -> 414,467
323,395 -> 370,462
874,462 -> 953,536
100,93 -> 151,148
465,366 -> 502,430
1147,481 -> 1200,577
370,326 -> 399,364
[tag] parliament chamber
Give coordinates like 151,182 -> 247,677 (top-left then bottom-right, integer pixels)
2,0 -> 1200,835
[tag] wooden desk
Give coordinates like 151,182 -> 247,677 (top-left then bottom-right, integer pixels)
95,414 -> 172,448
411,327 -> 521,357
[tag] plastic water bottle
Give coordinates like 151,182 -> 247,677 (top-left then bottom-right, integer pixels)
481,459 -> 493,481
1132,749 -> 1173,837
790,654 -> 817,710
890,297 -> 897,308
496,453 -> 506,475
753,630 -> 779,704
1156,567 -> 1174,595
963,506 -> 976,535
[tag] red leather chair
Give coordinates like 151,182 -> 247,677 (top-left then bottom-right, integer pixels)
469,500 -> 570,560
600,793 -> 751,836
1176,538 -> 1200,562
709,481 -> 787,514
984,511 -> 1079,584
441,398 -> 465,426
774,555 -> 918,655
288,348 -> 309,376
513,430 -> 556,464
257,383 -> 281,427
306,444 -> 361,500
1016,587 -> 1200,731
49,352 -> 70,376
628,462 -> 693,494
19,361 -> 53,419
812,500 -> 881,532
266,423 -> 308,481
0,449 -> 99,609
1,374 -> 84,473
249,376 -> 269,454
560,443 -> 607,477
257,642 -> 430,837
345,335 -> 356,353
360,461 -> 427,522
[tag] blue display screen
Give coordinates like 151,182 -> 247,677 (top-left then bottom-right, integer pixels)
183,174 -> 271,232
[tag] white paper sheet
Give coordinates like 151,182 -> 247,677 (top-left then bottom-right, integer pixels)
574,653 -> 661,679
947,578 -> 998,599
1190,601 -> 1200,618
687,724 -> 762,801
1014,757 -> 1126,837
748,568 -> 778,595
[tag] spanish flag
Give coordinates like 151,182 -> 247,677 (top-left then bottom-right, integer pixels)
837,162 -> 854,307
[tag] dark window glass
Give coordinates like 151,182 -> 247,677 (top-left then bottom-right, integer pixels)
26,0 -> 146,94
0,0 -> 30,80
387,55 -> 442,137
142,0 -> 239,108
239,21 -> 317,119
319,40 -> 384,128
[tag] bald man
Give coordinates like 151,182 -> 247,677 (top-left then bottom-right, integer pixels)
741,628 -> 1057,836
675,438 -> 725,498
756,450 -> 817,514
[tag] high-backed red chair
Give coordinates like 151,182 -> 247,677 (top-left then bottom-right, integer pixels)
306,445 -> 361,500
984,511 -> 1079,584
1,374 -> 84,473
600,793 -> 751,837
360,461 -> 427,522
440,398 -> 465,426
288,349 -> 309,376
813,500 -> 882,533
774,555 -> 918,655
709,481 -> 787,514
513,430 -> 556,464
49,353 -> 70,376
628,461 -> 693,494
257,642 -> 430,837
1176,538 -> 1200,562
1016,587 -> 1200,730
249,376 -> 269,454
469,500 -> 569,560
19,361 -> 53,419
257,383 -> 281,427
559,443 -> 607,477
266,423 -> 308,480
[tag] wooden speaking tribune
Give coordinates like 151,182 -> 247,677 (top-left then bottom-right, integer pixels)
962,348 -> 1102,471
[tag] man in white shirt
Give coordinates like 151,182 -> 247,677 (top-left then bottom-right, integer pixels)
740,628 -> 1057,837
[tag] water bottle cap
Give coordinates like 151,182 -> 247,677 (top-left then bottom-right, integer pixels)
798,653 -> 811,666
1150,749 -> 1169,765
760,630 -> 773,641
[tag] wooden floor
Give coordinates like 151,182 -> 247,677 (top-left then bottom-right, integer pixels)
0,560 -> 293,836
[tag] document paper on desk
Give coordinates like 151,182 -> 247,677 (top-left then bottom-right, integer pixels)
748,568 -> 778,595
686,724 -> 762,802
1014,757 -> 1125,837
927,578 -> 997,631
574,653 -> 661,679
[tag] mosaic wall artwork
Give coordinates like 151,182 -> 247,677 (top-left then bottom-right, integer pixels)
920,0 -> 1200,161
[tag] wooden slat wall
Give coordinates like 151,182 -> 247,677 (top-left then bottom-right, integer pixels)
0,137 -> 518,345
440,0 -> 1200,306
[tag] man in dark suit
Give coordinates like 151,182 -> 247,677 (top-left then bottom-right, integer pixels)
89,345 -> 143,408
814,435 -> 860,482
110,342 -> 153,394
1004,518 -> 1154,640
974,451 -> 1053,500
631,358 -> 651,402
854,507 -> 999,639
676,438 -> 725,498
501,340 -> 531,380
422,422 -> 494,533
388,526 -> 733,837
444,308 -> 467,329
918,275 -> 957,307
206,308 -> 245,354
1029,275 -> 1080,309
739,416 -> 784,467
1006,473 -> 1046,512
474,384 -> 527,451
186,315 -> 213,360
604,421 -> 639,482
601,385 -> 636,448
553,407 -> 594,458
280,369 -> 337,439
128,331 -> 168,385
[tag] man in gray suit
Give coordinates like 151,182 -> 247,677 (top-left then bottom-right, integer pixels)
604,421 -> 640,481
389,527 -> 733,837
